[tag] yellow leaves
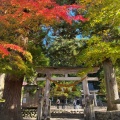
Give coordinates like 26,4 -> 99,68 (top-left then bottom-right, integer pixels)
87,36 -> 100,45
110,47 -> 120,64
88,38 -> 120,64
79,0 -> 120,29
12,55 -> 27,71
79,0 -> 103,6
78,68 -> 92,77
0,99 -> 5,102
0,49 -> 33,74
3,65 -> 12,71
16,28 -> 25,35
116,9 -> 120,15
13,55 -> 22,61
23,51 -> 32,63
13,51 -> 33,73
14,61 -> 26,71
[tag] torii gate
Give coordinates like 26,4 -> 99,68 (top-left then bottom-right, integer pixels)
36,67 -> 99,120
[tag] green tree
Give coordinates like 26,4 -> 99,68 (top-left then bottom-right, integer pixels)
48,38 -> 85,66
76,0 -> 120,110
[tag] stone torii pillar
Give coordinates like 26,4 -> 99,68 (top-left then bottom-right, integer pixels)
43,73 -> 51,120
82,77 -> 90,98
82,77 -> 98,106
93,91 -> 98,106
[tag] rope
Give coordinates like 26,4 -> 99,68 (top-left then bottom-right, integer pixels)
46,76 -> 87,87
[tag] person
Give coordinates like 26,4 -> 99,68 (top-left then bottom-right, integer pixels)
73,99 -> 76,109
61,98 -> 65,109
56,98 -> 60,109
76,98 -> 80,109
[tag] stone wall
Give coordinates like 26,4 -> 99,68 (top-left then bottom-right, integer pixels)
95,111 -> 120,120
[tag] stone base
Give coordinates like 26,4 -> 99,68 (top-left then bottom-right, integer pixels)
95,111 -> 120,120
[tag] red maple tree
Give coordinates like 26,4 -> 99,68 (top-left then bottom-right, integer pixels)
0,43 -> 25,58
0,0 -> 87,57
0,0 -> 87,24
0,1 -> 87,120
0,0 -> 87,56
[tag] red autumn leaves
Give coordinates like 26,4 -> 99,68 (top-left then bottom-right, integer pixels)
0,0 -> 87,57
0,0 -> 87,24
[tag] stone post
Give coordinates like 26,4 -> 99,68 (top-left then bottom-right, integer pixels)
82,77 -> 90,100
84,95 -> 95,120
37,95 -> 43,120
48,99 -> 51,118
43,73 -> 51,120
93,92 -> 97,106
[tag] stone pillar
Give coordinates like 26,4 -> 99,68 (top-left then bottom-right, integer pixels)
93,92 -> 97,106
84,95 -> 95,120
65,74 -> 68,77
37,96 -> 43,120
48,100 -> 51,118
66,98 -> 67,104
82,77 -> 90,99
43,74 -> 51,119
51,97 -> 53,102
37,88 -> 44,120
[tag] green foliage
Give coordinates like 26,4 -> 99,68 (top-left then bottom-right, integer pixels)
28,42 -> 49,67
50,82 -> 81,99
50,85 -> 68,97
77,0 -> 120,40
68,85 -> 82,99
48,38 -> 86,67
74,0 -> 120,69
51,21 -> 83,39
23,85 -> 38,96
0,51 -> 33,76
78,0 -> 120,27
37,81 -> 46,88
76,36 -> 120,67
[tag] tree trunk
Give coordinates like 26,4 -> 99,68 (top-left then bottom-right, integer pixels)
103,59 -> 120,111
0,74 -> 24,120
